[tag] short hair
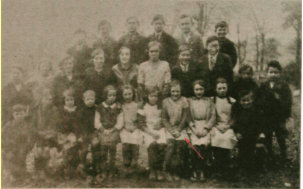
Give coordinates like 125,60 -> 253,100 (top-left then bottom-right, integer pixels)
147,41 -> 162,51
103,85 -> 117,100
120,84 -> 135,102
118,46 -> 131,55
216,77 -> 227,84
143,86 -> 162,108
178,44 -> 192,53
63,88 -> 74,99
206,35 -> 219,46
192,79 -> 207,89
179,14 -> 193,23
170,79 -> 181,89
98,19 -> 111,30
215,21 -> 228,31
91,48 -> 105,58
267,60 -> 282,71
126,16 -> 139,25
152,14 -> 165,25
238,89 -> 254,100
83,90 -> 96,98
238,64 -> 253,74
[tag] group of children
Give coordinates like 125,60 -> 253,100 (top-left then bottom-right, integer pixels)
2,14 -> 292,186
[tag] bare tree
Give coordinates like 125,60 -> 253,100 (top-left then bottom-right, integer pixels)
282,1 -> 302,65
236,23 -> 248,65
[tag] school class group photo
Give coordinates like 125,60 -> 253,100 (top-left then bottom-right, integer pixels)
1,5 -> 297,188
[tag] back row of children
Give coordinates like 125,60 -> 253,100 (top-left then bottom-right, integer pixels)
2,13 -> 292,185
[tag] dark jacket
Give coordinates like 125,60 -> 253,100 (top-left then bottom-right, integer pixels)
171,62 -> 203,97
147,32 -> 179,68
93,36 -> 118,64
218,37 -> 237,68
116,32 -> 148,64
230,78 -> 259,100
199,53 -> 233,96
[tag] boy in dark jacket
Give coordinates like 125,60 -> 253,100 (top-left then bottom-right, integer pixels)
257,61 -> 292,161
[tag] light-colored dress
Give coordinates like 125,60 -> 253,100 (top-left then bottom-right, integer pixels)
116,101 -> 143,145
188,97 -> 216,145
138,103 -> 166,146
162,97 -> 189,140
137,60 -> 171,91
211,97 -> 237,149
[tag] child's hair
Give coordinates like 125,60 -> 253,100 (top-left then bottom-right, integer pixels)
238,64 -> 253,74
83,90 -> 96,98
238,89 -> 254,101
103,85 -> 117,100
118,46 -> 132,59
147,41 -> 162,51
267,60 -> 282,72
213,77 -> 233,104
63,88 -> 74,99
143,86 -> 162,109
179,14 -> 193,23
178,44 -> 192,54
98,19 -> 111,31
206,35 -> 219,46
120,84 -> 136,102
169,79 -> 182,94
126,16 -> 139,25
215,21 -> 228,31
91,48 -> 105,58
151,14 -> 165,25
192,79 -> 207,90
59,56 -> 74,71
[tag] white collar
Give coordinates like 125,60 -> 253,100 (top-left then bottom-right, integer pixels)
102,102 -> 116,109
64,106 -> 77,112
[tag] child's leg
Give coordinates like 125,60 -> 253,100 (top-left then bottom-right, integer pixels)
92,143 -> 102,174
130,144 -> 139,167
108,144 -> 117,172
164,139 -> 175,173
175,140 -> 188,177
122,143 -> 132,168
264,129 -> 274,157
275,122 -> 288,159
147,143 -> 157,170
155,144 -> 167,171
100,145 -> 109,175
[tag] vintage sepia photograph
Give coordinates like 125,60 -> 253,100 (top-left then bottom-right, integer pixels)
1,0 -> 301,188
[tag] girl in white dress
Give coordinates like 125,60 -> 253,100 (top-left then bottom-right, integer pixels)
115,84 -> 142,175
138,87 -> 166,180
188,80 -> 216,181
211,77 -> 237,178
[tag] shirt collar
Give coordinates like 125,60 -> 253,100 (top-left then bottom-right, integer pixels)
118,63 -> 133,71
102,102 -> 116,109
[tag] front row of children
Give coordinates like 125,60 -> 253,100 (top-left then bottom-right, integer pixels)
2,61 -> 292,185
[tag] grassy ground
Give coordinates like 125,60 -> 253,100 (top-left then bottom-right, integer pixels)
2,88 -> 301,188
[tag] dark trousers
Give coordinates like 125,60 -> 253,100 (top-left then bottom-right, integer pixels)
212,147 -> 231,175
164,139 -> 189,177
237,137 -> 256,170
91,143 -> 102,174
264,122 -> 287,159
189,145 -> 208,174
122,143 -> 139,167
100,144 -> 117,173
147,143 -> 166,170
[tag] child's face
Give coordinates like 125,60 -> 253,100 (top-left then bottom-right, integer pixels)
179,17 -> 192,34
194,84 -> 205,98
149,45 -> 160,62
127,18 -> 138,33
65,96 -> 74,108
63,59 -> 74,73
148,92 -> 158,106
106,89 -> 117,105
179,50 -> 191,65
240,93 -> 254,109
153,20 -> 165,33
216,83 -> 228,98
240,69 -> 253,80
13,110 -> 26,121
216,26 -> 228,38
42,94 -> 53,106
123,89 -> 133,103
11,69 -> 22,84
93,53 -> 105,70
171,85 -> 181,101
120,48 -> 131,65
207,40 -> 219,55
84,95 -> 95,107
267,67 -> 280,81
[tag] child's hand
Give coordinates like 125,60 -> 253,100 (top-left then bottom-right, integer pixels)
199,129 -> 208,138
236,133 -> 242,140
173,130 -> 181,138
274,92 -> 280,100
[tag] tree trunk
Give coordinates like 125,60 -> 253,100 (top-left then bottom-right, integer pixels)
296,29 -> 301,65
260,33 -> 265,71
255,35 -> 260,71
237,24 -> 241,66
